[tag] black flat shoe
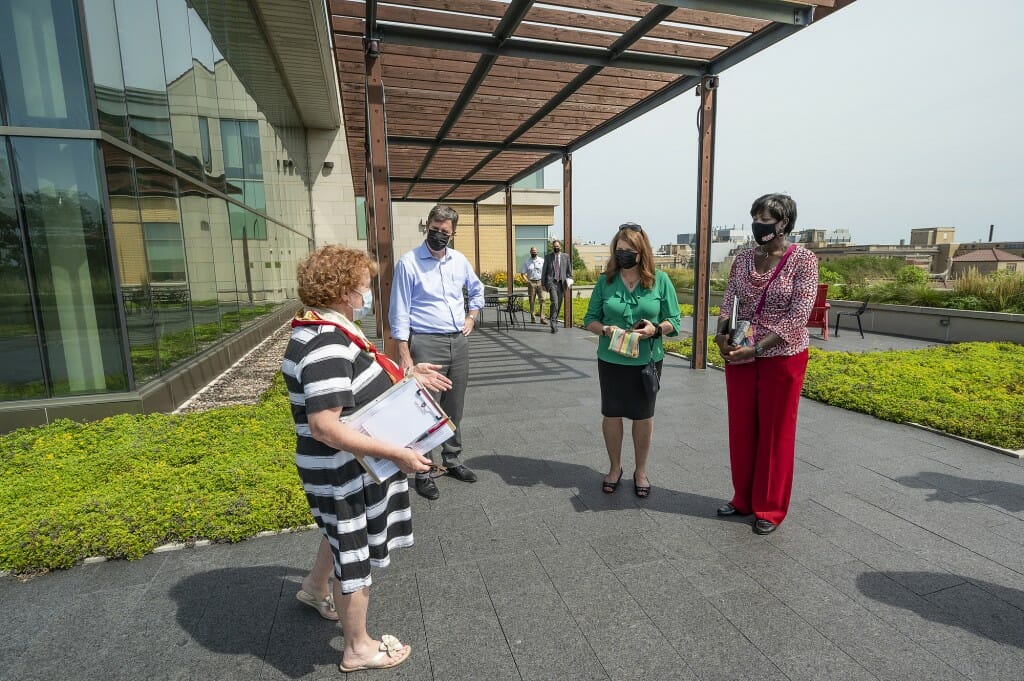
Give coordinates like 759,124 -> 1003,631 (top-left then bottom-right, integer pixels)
415,476 -> 440,500
446,464 -> 477,483
753,519 -> 778,535
602,467 -> 623,494
716,503 -> 741,516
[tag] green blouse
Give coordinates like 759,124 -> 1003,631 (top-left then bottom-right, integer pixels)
583,269 -> 681,365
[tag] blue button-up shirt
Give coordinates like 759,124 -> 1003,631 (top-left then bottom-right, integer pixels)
389,242 -> 485,340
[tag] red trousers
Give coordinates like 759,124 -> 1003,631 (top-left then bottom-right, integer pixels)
723,350 -> 808,526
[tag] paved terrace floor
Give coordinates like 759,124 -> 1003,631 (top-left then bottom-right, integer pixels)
3,322 -> 1023,680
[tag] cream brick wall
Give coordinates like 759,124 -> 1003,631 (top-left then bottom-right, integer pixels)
308,126 -> 359,248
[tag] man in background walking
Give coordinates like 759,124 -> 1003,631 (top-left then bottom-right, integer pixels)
520,246 -> 545,323
542,240 -> 572,333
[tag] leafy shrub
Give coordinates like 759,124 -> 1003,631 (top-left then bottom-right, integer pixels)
818,266 -> 843,285
896,265 -> 928,286
823,256 -> 905,284
663,268 -> 695,292
481,271 -> 509,287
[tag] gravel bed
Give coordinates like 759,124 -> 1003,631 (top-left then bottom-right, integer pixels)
175,324 -> 292,413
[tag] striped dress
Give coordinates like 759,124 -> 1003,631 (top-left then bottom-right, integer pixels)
281,322 -> 414,594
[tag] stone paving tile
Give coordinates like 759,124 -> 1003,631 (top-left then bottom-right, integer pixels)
710,587 -> 877,681
614,560 -> 788,681
4,324 -> 1024,681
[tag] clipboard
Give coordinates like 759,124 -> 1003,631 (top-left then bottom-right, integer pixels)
340,377 -> 455,483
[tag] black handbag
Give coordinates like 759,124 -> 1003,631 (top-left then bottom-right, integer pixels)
640,339 -> 660,398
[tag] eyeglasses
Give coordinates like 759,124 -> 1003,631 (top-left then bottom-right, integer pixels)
618,222 -> 643,232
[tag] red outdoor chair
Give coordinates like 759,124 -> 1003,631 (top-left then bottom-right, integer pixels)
806,283 -> 830,340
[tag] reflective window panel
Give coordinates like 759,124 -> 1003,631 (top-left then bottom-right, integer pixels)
158,0 -> 204,181
12,137 -> 127,395
0,0 -> 92,129
113,0 -> 173,164
81,0 -> 129,140
134,158 -> 196,373
0,140 -> 47,400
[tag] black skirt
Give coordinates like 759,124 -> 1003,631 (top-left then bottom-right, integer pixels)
598,358 -> 662,420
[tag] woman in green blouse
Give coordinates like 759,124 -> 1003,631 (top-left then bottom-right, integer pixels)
583,223 -> 681,498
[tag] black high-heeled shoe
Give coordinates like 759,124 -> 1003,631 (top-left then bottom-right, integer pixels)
602,468 -> 623,494
633,472 -> 650,498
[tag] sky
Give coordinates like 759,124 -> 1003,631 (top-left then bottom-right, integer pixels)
541,0 -> 1024,249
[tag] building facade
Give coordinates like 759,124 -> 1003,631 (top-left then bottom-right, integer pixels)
0,0 -> 361,431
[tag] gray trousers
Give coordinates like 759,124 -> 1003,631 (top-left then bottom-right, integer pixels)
547,282 -> 566,328
408,331 -> 469,473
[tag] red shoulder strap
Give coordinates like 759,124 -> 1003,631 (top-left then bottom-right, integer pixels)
292,310 -> 404,384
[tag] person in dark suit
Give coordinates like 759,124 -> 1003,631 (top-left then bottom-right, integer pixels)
541,240 -> 572,333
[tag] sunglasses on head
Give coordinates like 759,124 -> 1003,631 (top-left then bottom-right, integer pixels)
618,222 -> 642,232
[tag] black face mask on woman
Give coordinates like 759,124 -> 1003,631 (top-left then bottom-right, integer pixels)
426,229 -> 451,251
751,221 -> 782,245
615,249 -> 639,269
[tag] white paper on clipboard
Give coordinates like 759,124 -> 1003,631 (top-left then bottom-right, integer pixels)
341,377 -> 456,483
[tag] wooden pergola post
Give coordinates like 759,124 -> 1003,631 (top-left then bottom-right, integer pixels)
505,184 -> 514,295
691,74 -> 719,370
364,29 -> 396,355
473,202 -> 481,275
562,152 -> 573,328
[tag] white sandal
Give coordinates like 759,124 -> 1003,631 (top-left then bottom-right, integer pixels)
295,589 -> 338,621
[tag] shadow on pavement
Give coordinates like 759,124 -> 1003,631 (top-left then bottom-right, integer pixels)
169,565 -> 340,678
472,453 -> 726,519
895,472 -> 1024,513
857,571 -> 1024,649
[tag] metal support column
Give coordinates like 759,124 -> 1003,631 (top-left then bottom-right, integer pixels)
691,75 -> 718,370
364,33 -> 397,355
473,202 -> 481,275
562,152 -> 573,328
505,184 -> 514,296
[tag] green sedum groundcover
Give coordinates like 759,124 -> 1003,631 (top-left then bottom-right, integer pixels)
0,377 -> 307,573
2,343 -> 1021,573
663,338 -> 1024,451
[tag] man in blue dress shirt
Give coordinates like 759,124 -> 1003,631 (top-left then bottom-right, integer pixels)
390,204 -> 485,499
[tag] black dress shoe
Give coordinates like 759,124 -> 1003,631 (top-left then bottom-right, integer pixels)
716,503 -> 741,516
446,464 -> 478,483
753,519 -> 778,535
415,476 -> 440,499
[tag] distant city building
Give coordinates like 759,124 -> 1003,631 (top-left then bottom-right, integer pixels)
955,241 -> 1024,260
910,227 -> 955,246
808,226 -> 957,275
574,242 -> 610,274
794,228 -> 851,246
713,227 -> 748,244
951,248 -> 1023,277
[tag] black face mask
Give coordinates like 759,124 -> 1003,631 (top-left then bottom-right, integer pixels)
751,221 -> 782,245
426,229 -> 451,251
552,246 -> 561,253
615,249 -> 638,269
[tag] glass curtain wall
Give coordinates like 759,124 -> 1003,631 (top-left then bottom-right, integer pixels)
0,143 -> 47,400
1,0 -> 314,404
11,137 -> 127,395
0,0 -> 92,129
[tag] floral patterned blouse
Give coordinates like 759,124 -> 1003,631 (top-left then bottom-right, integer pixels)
718,244 -> 819,357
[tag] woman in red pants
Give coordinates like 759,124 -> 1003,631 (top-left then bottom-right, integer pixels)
714,194 -> 818,534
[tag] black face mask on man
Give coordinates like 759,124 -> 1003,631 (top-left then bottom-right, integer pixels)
751,221 -> 783,246
426,229 -> 451,251
615,249 -> 639,269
